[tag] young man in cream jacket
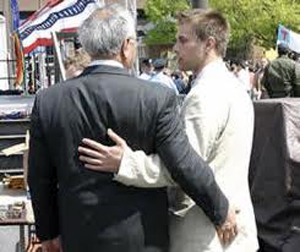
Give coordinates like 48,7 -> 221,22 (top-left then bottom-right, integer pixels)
78,9 -> 259,252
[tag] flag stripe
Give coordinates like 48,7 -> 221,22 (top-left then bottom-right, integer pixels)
18,0 -> 101,54
23,28 -> 78,54
20,0 -> 95,41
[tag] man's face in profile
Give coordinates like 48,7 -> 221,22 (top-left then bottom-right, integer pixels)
174,22 -> 206,73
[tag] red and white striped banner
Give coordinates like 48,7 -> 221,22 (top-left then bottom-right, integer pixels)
18,0 -> 103,54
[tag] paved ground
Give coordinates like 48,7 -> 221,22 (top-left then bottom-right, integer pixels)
0,185 -> 32,252
0,226 -> 20,252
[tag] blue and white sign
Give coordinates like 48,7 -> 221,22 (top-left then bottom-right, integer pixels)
277,25 -> 300,54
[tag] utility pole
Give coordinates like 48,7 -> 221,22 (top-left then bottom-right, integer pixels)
191,0 -> 209,9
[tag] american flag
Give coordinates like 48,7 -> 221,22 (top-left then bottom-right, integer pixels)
18,0 -> 103,54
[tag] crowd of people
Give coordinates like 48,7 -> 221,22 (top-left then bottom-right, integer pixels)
137,47 -> 300,101
63,31 -> 300,103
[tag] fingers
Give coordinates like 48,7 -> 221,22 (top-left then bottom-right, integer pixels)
84,164 -> 107,171
223,229 -> 230,245
216,228 -> 223,244
78,146 -> 105,159
224,226 -> 235,244
79,155 -> 103,166
80,160 -> 116,173
107,129 -> 126,147
217,226 -> 237,246
79,131 -> 125,174
81,138 -> 109,154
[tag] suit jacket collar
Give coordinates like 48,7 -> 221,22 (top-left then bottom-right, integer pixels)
80,64 -> 131,77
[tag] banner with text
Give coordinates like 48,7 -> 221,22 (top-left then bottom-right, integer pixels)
277,25 -> 300,54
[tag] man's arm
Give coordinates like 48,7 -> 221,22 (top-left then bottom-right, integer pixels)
78,126 -> 236,243
115,147 -> 174,187
117,87 -> 227,188
78,130 -> 174,187
154,90 -> 229,226
79,90 -> 229,225
183,89 -> 228,163
28,93 -> 59,242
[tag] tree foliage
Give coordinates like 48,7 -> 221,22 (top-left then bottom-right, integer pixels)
144,20 -> 178,45
144,0 -> 300,50
209,0 -> 300,49
144,0 -> 190,45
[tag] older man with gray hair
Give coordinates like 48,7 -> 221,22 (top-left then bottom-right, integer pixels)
28,4 -> 236,252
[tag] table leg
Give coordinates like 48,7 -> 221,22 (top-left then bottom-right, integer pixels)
19,225 -> 25,252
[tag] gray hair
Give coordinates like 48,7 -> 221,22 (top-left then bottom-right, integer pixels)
78,4 -> 136,58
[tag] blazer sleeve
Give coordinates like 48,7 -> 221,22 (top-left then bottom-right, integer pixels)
114,147 -> 174,187
183,89 -> 228,162
28,93 -> 59,241
154,90 -> 229,226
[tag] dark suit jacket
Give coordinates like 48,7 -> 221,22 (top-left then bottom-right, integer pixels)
28,65 -> 228,252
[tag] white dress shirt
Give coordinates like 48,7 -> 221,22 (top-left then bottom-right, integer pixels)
88,59 -> 124,68
139,72 -> 152,80
115,59 -> 259,252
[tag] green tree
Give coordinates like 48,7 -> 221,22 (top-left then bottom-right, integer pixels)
144,0 -> 300,54
210,0 -> 300,49
144,0 -> 191,45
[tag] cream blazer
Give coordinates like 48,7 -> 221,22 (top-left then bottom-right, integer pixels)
115,60 -> 259,252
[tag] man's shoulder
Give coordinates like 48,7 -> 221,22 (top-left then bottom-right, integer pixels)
36,79 -> 68,95
273,56 -> 295,66
35,78 -> 77,106
134,75 -> 174,95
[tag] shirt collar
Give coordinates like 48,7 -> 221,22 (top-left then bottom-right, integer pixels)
192,58 -> 224,88
89,59 -> 124,68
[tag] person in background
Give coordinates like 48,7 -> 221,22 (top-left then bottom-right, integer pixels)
28,4 -> 236,252
236,59 -> 251,94
78,8 -> 258,252
252,58 -> 270,100
64,49 -> 91,79
150,58 -> 179,94
139,58 -> 153,80
262,43 -> 300,98
229,59 -> 239,76
294,53 -> 300,63
172,69 -> 187,94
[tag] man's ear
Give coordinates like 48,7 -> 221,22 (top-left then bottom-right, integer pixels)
121,39 -> 131,60
206,37 -> 216,53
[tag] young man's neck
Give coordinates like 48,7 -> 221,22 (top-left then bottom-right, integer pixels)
194,53 -> 221,76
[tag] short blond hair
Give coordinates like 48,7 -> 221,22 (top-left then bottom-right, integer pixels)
177,9 -> 230,57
